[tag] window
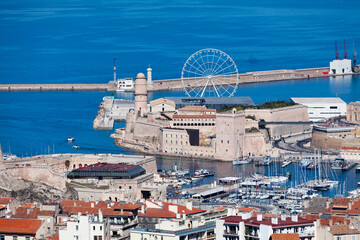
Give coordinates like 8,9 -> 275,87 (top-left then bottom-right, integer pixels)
129,186 -> 132,189
13,237 -> 18,240
25,237 -> 30,240
93,226 -> 96,231
47,217 -> 51,224
100,226 -> 103,231
0,236 -> 5,240
76,225 -> 79,231
343,237 -> 347,240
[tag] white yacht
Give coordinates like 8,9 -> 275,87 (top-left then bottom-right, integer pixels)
67,137 -> 75,142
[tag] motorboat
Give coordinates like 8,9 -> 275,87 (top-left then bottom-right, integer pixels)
67,137 -> 75,142
194,169 -> 214,177
300,158 -> 311,168
331,157 -> 347,170
257,156 -> 272,166
233,158 -> 252,166
72,145 -> 80,149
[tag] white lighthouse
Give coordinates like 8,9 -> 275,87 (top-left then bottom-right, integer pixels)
147,66 -> 153,89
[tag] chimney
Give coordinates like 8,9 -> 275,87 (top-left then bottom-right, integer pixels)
74,201 -> 77,207
169,205 -> 178,214
291,215 -> 298,222
242,212 -> 251,220
257,213 -> 263,221
141,205 -> 145,214
121,208 -> 124,215
281,214 -> 286,221
271,217 -> 278,225
91,202 -> 94,208
107,204 -> 110,208
99,209 -> 103,222
186,202 -> 193,211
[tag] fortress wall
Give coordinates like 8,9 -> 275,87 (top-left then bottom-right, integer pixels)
245,132 -> 267,157
6,164 -> 66,190
245,105 -> 309,122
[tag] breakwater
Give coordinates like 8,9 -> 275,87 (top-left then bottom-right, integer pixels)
1,66 -> 358,92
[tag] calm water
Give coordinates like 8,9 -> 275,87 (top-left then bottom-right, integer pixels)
1,0 -> 360,196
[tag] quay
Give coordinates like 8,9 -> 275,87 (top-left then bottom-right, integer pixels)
0,83 -> 110,91
1,66 -> 358,92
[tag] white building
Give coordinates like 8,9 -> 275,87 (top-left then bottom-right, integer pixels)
117,78 -> 134,91
216,214 -> 315,240
150,98 -> 175,113
291,97 -> 347,122
59,211 -> 110,240
131,218 -> 215,240
329,59 -> 352,74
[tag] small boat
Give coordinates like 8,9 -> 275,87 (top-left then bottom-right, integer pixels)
72,145 -> 80,149
194,169 -> 214,177
356,165 -> 360,173
233,157 -> 252,166
257,156 -> 272,166
68,137 -> 75,142
331,157 -> 347,170
300,158 -> 311,168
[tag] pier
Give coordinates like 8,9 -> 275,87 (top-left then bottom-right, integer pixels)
1,66 -> 357,93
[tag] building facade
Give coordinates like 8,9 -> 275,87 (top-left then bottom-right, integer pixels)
291,98 -> 347,122
215,109 -> 245,161
347,102 -> 360,123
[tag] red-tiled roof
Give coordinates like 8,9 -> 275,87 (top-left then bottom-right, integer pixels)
38,210 -> 55,216
271,233 -> 300,240
341,146 -> 360,151
74,162 -> 138,171
138,200 -> 205,218
11,207 -> 40,219
0,198 -> 13,204
319,216 -> 348,227
332,198 -> 350,207
0,205 -> 5,210
173,114 -> 216,119
222,216 -> 314,227
330,225 -> 360,235
303,214 -> 320,221
0,219 -> 42,234
236,207 -> 254,212
349,199 -> 360,215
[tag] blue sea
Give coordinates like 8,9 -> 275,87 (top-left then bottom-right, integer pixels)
1,0 -> 360,196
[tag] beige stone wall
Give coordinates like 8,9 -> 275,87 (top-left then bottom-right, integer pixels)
244,105 -> 309,122
6,164 -> 66,190
150,103 -> 175,113
215,110 -> 245,161
244,132 -> 267,157
133,120 -> 162,150
311,129 -> 360,152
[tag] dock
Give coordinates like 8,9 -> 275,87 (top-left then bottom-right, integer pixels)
281,161 -> 292,168
93,98 -> 134,130
1,66 -> 359,93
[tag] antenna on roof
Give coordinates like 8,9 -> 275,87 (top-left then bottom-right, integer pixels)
344,39 -> 348,59
335,40 -> 339,60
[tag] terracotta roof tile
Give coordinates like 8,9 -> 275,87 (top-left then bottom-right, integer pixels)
271,233 -> 300,240
0,198 -> 13,204
0,218 -> 42,234
38,210 -> 55,216
330,225 -> 360,235
236,207 -> 254,212
0,205 -> 5,210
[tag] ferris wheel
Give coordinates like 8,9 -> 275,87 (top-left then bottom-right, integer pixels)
181,48 -> 239,97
